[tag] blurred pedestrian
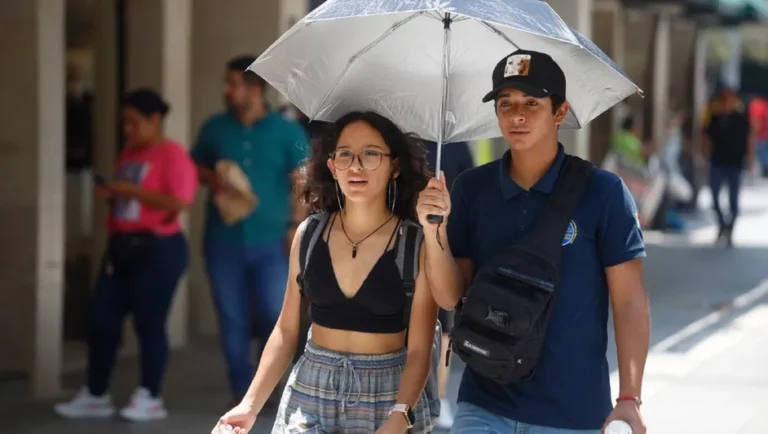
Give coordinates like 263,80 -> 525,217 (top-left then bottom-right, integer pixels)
748,97 -> 768,177
280,104 -> 328,140
703,87 -> 756,247
54,88 -> 198,421
191,55 -> 310,404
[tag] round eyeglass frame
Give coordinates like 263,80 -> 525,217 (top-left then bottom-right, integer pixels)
329,150 -> 392,170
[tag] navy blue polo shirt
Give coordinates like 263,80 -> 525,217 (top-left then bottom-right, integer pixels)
448,145 -> 645,430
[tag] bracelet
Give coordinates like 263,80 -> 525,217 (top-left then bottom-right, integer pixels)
616,395 -> 642,406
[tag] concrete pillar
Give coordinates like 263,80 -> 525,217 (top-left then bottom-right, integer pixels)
123,0 -> 193,348
721,27 -> 742,90
0,0 -> 66,398
692,28 -> 709,160
277,0 -> 310,106
91,0 -> 119,285
610,1 -> 626,136
652,12 -> 672,148
546,0 -> 593,160
591,0 -> 627,163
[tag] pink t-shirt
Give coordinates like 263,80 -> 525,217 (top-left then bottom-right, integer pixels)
750,99 -> 768,140
109,139 -> 198,236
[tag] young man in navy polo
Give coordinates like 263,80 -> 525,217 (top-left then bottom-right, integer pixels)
417,50 -> 650,433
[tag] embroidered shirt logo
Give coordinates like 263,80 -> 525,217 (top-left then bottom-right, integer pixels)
562,220 -> 578,246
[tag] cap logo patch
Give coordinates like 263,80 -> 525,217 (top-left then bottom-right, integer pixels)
504,54 -> 531,77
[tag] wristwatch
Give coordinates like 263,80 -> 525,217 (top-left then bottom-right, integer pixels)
389,403 -> 414,428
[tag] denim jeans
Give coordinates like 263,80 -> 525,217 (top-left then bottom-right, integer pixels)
451,402 -> 601,434
204,239 -> 291,399
87,232 -> 188,398
709,164 -> 743,228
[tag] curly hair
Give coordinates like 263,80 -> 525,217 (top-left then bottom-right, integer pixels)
299,111 -> 431,222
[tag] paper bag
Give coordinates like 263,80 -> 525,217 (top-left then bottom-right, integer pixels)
213,160 -> 258,226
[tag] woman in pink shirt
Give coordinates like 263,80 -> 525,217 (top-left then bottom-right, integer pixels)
55,88 -> 198,422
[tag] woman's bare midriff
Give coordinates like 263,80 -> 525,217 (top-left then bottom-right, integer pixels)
310,323 -> 406,354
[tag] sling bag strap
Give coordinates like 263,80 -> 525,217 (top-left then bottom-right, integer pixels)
515,155 -> 594,266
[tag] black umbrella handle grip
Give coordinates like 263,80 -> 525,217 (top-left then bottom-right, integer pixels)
427,214 -> 444,224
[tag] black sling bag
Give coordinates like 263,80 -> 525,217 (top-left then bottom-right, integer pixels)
449,155 -> 594,384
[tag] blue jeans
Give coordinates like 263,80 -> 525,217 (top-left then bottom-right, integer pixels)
451,402 -> 601,434
204,239 -> 290,398
709,164 -> 743,228
87,233 -> 188,397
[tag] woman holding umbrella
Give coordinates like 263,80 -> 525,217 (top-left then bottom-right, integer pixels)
213,111 -> 438,433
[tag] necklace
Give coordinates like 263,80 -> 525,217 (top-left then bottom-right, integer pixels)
338,212 -> 395,259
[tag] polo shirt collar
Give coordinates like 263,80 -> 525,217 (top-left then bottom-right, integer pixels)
225,110 -> 276,127
498,144 -> 566,200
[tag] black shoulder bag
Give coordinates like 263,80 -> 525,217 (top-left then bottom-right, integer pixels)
449,155 -> 594,385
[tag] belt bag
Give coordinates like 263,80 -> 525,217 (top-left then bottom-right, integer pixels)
107,231 -> 157,274
451,155 -> 594,385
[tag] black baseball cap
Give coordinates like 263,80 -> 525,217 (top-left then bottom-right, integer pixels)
482,49 -> 566,103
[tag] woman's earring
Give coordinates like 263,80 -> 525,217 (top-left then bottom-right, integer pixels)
388,179 -> 397,215
335,180 -> 344,211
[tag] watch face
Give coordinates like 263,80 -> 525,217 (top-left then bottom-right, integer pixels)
406,407 -> 415,426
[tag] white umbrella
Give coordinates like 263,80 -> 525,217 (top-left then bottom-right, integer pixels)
250,0 -> 641,204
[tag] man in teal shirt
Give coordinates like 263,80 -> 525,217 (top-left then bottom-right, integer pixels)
191,55 -> 309,402
611,116 -> 649,168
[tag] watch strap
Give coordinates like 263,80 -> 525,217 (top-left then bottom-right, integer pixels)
389,403 -> 414,428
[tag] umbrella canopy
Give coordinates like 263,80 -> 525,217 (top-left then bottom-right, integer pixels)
250,0 -> 641,144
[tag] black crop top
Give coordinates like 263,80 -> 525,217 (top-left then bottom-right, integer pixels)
303,218 -> 408,334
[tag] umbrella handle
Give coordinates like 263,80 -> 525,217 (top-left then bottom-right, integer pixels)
427,214 -> 444,224
425,13 -> 451,230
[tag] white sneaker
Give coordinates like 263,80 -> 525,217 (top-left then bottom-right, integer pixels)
119,387 -> 168,422
54,387 -> 116,419
436,398 -> 454,428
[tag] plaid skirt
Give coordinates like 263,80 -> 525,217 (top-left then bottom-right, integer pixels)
271,341 -> 433,433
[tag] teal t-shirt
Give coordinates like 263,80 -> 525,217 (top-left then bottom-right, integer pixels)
191,111 -> 309,246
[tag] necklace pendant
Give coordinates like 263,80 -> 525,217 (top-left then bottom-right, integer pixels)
352,245 -> 358,259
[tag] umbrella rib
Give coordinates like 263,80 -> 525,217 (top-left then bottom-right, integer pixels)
477,21 -> 519,50
310,11 -> 427,120
427,10 -> 443,21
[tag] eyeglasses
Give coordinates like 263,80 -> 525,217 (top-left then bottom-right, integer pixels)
330,149 -> 391,170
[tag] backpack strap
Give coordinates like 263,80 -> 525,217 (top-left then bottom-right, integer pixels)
297,212 -> 329,297
396,220 -> 423,327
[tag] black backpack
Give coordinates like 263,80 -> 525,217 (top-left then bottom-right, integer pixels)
449,155 -> 594,385
296,212 -> 442,420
